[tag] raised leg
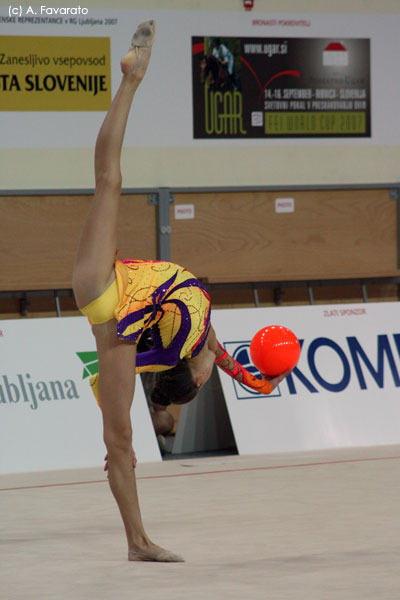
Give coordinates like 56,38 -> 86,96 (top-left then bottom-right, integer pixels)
72,20 -> 155,310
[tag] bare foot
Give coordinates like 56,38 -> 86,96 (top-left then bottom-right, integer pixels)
128,542 -> 184,563
120,20 -> 156,78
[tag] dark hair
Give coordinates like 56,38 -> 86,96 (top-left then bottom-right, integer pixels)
150,359 -> 198,407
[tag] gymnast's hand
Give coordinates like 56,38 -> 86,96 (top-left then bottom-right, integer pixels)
261,368 -> 293,392
104,447 -> 137,471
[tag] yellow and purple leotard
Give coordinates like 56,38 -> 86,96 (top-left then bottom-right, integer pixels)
81,259 -> 211,373
81,259 -> 274,405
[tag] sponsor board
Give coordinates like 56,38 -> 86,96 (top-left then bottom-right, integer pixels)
3,302 -> 400,471
192,37 -> 370,138
0,35 -> 111,111
212,302 -> 400,455
0,10 -> 399,150
0,317 -> 160,474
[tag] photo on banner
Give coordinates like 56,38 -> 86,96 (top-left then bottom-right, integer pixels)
192,37 -> 370,138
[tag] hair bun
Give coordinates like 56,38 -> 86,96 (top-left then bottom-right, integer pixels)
149,361 -> 198,406
150,385 -> 171,407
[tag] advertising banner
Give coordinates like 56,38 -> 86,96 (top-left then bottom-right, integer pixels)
0,35 -> 111,110
0,9 -> 398,149
192,37 -> 370,138
0,317 -> 161,475
212,302 -> 400,455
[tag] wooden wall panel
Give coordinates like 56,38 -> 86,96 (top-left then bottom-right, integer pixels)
1,188 -> 399,297
0,194 -> 156,291
170,189 -> 399,282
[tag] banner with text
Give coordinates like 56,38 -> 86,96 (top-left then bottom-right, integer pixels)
212,302 -> 400,455
0,35 -> 111,110
0,317 -> 160,474
0,9 -> 398,150
192,37 -> 370,138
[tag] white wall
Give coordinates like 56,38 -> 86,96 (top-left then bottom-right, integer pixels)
0,1 -> 399,189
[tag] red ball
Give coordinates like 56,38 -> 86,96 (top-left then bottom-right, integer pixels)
250,325 -> 300,376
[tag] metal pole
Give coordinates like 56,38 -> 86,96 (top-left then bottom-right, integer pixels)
361,283 -> 368,303
252,286 -> 260,307
307,284 -> 314,305
157,188 -> 173,261
55,294 -> 61,317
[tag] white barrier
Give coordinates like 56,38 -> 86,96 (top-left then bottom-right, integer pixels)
2,301 -> 400,472
0,317 -> 161,474
212,302 -> 400,455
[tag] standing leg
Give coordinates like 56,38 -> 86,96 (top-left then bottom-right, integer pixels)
93,319 -> 183,562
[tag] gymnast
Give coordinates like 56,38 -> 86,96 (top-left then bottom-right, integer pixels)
72,21 -> 291,563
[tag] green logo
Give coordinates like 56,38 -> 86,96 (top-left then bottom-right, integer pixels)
76,351 -> 98,379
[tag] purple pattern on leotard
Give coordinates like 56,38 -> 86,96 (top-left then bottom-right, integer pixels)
116,270 -> 211,367
116,271 -> 178,342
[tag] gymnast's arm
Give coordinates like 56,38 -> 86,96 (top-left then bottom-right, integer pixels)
207,327 -> 290,394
